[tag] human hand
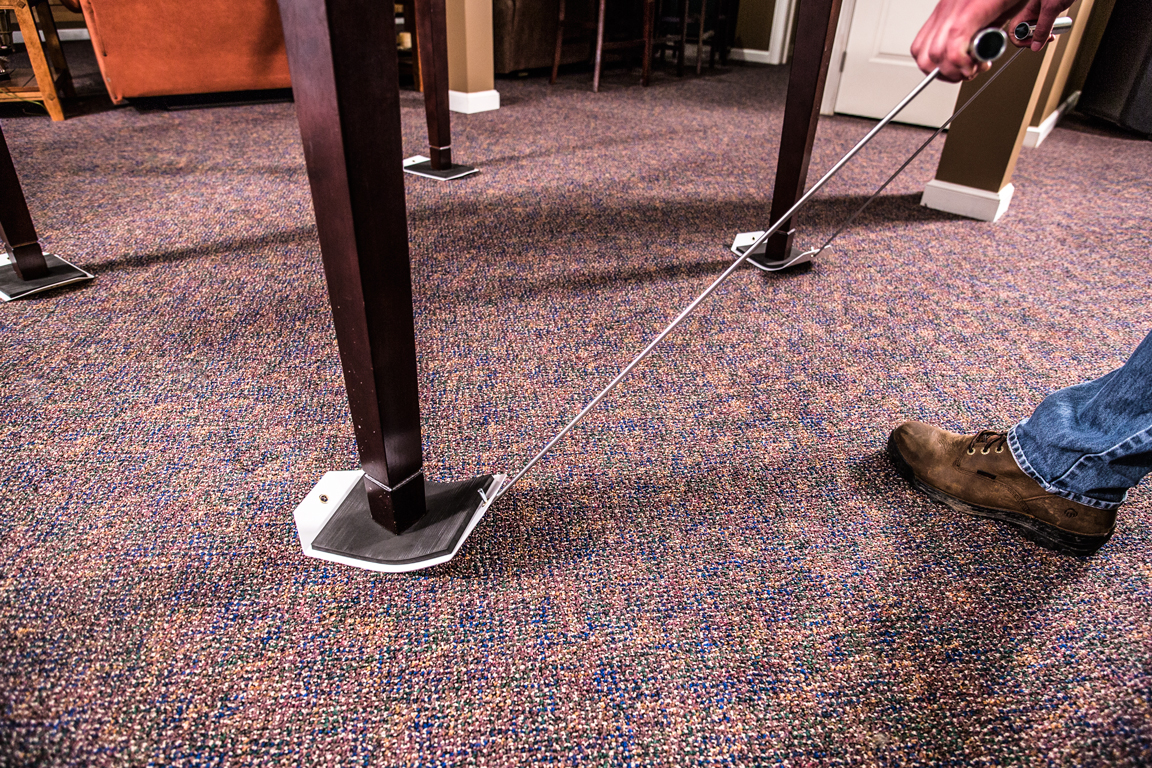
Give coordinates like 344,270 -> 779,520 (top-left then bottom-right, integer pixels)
1005,0 -> 1075,51
911,0 -> 1069,82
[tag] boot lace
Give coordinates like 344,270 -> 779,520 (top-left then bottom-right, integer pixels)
967,430 -> 1008,456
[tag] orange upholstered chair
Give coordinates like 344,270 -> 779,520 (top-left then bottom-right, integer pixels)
71,0 -> 291,103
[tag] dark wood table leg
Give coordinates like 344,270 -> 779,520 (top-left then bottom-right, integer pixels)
401,0 -> 422,92
277,0 -> 426,533
761,0 -> 842,263
414,0 -> 452,169
696,0 -> 706,75
593,0 -> 606,92
552,0 -> 567,84
642,0 -> 654,86
0,123 -> 49,280
677,0 -> 689,76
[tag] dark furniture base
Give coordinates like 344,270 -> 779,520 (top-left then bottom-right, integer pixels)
402,157 -> 480,181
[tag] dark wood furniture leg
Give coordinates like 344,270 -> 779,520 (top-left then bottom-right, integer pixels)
414,0 -> 452,169
401,0 -> 422,92
761,0 -> 842,262
677,0 -> 689,76
592,0 -> 656,91
551,0 -> 567,83
593,0 -> 607,92
0,123 -> 48,280
642,0 -> 654,86
696,0 -> 706,75
277,0 -> 427,533
713,0 -> 736,66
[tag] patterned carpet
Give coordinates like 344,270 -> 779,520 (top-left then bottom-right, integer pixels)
2,58 -> 1150,766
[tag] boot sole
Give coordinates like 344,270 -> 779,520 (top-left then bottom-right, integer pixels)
886,434 -> 1112,557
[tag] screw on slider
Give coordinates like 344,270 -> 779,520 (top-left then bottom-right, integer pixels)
1014,16 -> 1074,41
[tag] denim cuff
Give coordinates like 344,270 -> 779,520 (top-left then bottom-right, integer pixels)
1007,421 -> 1125,511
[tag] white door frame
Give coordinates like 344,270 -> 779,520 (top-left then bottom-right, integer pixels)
820,0 -> 858,114
767,0 -> 800,64
729,0 -> 800,65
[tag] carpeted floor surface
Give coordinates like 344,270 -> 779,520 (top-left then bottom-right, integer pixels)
2,56 -> 1151,766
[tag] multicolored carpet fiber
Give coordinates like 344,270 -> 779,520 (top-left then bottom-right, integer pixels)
2,58 -> 1150,766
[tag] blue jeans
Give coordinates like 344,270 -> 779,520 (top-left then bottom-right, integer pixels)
1008,330 -> 1152,511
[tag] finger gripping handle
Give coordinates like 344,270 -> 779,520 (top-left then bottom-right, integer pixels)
1013,16 -> 1075,41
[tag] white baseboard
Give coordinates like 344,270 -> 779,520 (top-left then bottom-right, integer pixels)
767,0 -> 798,66
14,29 -> 91,43
1024,90 -> 1080,149
449,89 -> 499,114
921,179 -> 1015,222
727,48 -> 779,66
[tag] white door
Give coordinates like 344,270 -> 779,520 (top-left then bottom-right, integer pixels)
834,0 -> 961,128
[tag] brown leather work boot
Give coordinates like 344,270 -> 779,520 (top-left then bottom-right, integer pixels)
887,422 -> 1116,556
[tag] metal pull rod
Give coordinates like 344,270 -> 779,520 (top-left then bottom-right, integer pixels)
802,46 -> 1026,263
491,27 -> 1017,504
795,16 -> 1071,264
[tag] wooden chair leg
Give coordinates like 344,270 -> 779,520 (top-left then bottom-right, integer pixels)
642,0 -> 654,86
659,17 -> 667,65
677,0 -> 688,76
11,3 -> 62,120
592,0 -> 606,92
710,0 -> 725,69
696,0 -> 706,75
710,8 -> 719,69
31,0 -> 72,98
551,0 -> 566,83
657,0 -> 667,65
403,0 -> 422,92
719,0 -> 734,65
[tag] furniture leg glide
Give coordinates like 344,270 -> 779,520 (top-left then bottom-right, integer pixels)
0,122 -> 91,301
295,472 -> 506,572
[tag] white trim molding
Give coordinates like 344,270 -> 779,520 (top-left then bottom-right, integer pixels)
767,0 -> 800,65
1024,90 -> 1080,149
729,0 -> 799,66
14,29 -> 91,43
449,89 -> 499,114
727,48 -> 777,65
921,179 -> 1015,222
